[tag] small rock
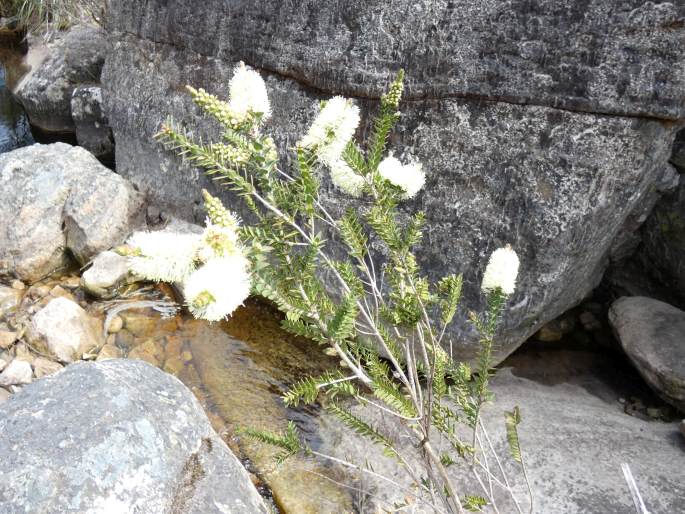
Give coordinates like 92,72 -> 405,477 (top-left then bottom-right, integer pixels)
0,359 -> 32,386
579,311 -> 602,332
165,335 -> 183,356
0,286 -> 22,320
535,321 -> 564,342
114,329 -> 135,350
10,280 -> 25,291
32,297 -> 101,363
48,285 -> 72,300
96,344 -> 122,361
128,339 -> 164,367
163,356 -> 184,375
81,251 -> 130,299
60,276 -> 82,290
181,350 -> 193,364
32,357 -> 63,379
0,388 -> 9,403
14,343 -> 34,364
0,330 -> 17,350
121,310 -> 177,337
29,285 -> 51,300
106,315 -> 124,334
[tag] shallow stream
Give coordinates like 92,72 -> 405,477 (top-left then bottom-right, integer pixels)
0,45 -> 33,153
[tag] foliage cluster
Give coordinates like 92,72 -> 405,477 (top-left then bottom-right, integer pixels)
154,64 -> 531,513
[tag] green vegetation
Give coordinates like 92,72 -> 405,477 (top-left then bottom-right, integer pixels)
155,64 -> 533,513
1,0 -> 104,35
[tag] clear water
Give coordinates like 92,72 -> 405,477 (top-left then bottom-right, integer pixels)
0,63 -> 33,154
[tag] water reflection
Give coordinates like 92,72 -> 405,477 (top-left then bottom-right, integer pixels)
0,64 -> 33,153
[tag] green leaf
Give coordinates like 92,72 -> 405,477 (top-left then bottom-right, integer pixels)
239,421 -> 303,464
504,406 -> 522,463
327,293 -> 359,342
326,403 -> 398,459
438,273 -> 463,326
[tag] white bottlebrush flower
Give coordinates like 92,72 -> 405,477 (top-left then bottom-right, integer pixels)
329,159 -> 365,197
183,255 -> 252,321
377,154 -> 426,199
300,96 -> 360,164
481,245 -> 520,296
127,231 -> 200,283
228,61 -> 271,120
196,220 -> 242,263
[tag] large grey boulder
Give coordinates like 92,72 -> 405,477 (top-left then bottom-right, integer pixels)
609,296 -> 685,411
103,0 -> 685,361
0,359 -> 268,514
0,143 -> 144,282
13,26 -> 109,134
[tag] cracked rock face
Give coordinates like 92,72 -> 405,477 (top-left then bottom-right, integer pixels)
103,0 -> 685,360
0,359 -> 268,514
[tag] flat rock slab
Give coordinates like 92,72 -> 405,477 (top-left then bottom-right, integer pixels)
610,296 -> 685,411
317,360 -> 685,513
0,359 -> 267,514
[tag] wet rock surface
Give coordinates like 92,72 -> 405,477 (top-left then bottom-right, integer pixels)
0,359 -> 268,514
0,143 -> 143,282
609,296 -> 685,412
103,0 -> 684,361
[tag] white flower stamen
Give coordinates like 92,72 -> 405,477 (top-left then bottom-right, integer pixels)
481,245 -> 520,296
329,159 -> 365,197
378,154 -> 425,199
126,231 -> 200,283
300,96 -> 360,165
183,255 -> 252,321
229,61 -> 271,120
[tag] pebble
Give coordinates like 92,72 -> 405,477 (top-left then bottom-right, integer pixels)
579,311 -> 602,332
0,330 -> 17,350
96,344 -> 122,361
10,280 -> 25,291
163,356 -> 184,375
49,285 -> 73,300
0,359 -> 33,386
14,343 -> 35,364
115,329 -> 135,350
0,388 -> 9,404
33,357 -> 63,378
107,315 -> 124,334
128,339 -> 164,367
181,350 -> 193,364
